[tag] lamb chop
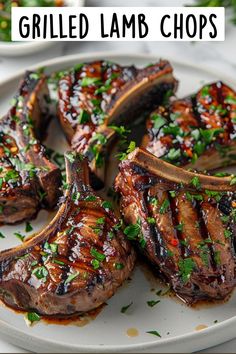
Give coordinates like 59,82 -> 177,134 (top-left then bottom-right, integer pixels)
115,148 -> 236,304
0,152 -> 135,316
58,60 -> 177,187
0,71 -> 61,224
142,81 -> 236,171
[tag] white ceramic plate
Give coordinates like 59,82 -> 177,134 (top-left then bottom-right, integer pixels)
0,0 -> 85,57
0,53 -> 236,354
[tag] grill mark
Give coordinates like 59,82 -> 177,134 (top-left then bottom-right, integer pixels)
170,193 -> 186,259
146,189 -> 181,269
201,198 -> 234,277
196,200 -> 216,270
143,190 -> 164,261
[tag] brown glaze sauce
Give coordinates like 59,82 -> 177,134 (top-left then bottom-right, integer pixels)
139,258 -> 233,309
146,81 -> 236,166
0,300 -> 105,327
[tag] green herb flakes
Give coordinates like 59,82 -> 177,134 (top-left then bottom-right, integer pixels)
121,302 -> 133,314
146,330 -> 161,338
159,199 -> 170,214
178,258 -> 196,283
191,176 -> 201,190
65,272 -> 80,285
27,312 -> 40,324
147,300 -> 160,307
25,221 -> 33,233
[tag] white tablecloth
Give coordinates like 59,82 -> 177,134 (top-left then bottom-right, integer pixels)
0,0 -> 235,352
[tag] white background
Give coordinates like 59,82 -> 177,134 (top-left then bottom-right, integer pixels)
0,0 -> 236,352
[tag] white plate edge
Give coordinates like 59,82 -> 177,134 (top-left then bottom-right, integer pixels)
0,51 -> 235,353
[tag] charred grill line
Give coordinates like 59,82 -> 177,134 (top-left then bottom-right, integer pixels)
143,81 -> 236,171
0,153 -> 136,315
115,148 -> 236,304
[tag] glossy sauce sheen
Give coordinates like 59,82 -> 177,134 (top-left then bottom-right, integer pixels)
0,154 -> 135,316
115,150 -> 236,305
143,82 -> 236,168
0,71 -> 61,224
57,60 -> 177,188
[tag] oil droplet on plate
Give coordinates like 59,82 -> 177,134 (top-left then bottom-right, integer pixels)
195,324 -> 208,331
126,328 -> 139,337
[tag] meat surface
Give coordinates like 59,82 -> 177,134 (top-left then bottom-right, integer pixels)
0,152 -> 135,316
115,148 -> 236,304
58,60 -> 177,187
142,81 -> 236,171
0,71 -> 61,224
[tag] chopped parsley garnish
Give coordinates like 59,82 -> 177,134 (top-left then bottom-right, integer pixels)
191,176 -> 201,190
166,148 -> 181,161
121,302 -> 133,314
149,197 -> 158,205
14,232 -> 25,242
221,215 -> 230,223
224,229 -> 232,239
65,272 -> 80,285
159,199 -> 170,214
175,223 -> 184,232
169,191 -> 177,198
124,221 -> 145,248
109,125 -> 131,137
214,251 -> 221,265
80,77 -> 101,87
72,192 -> 81,203
115,263 -> 124,270
32,266 -> 48,282
146,330 -> 161,338
178,258 -> 196,283
186,192 -> 203,202
65,151 -> 76,163
25,221 -> 33,233
44,241 -> 58,255
85,195 -> 97,202
91,259 -> 100,270
0,232 -> 5,239
147,217 -> 156,224
147,300 -> 160,307
102,201 -> 112,210
200,128 -> 224,144
53,259 -> 65,266
225,95 -> 236,105
27,312 -> 41,324
96,217 -> 105,225
230,175 -> 236,186
151,113 -> 166,130
118,141 -> 136,161
90,248 -> 106,262
201,85 -> 210,97
205,190 -> 222,202
78,109 -> 90,124
124,223 -> 141,240
74,63 -> 84,72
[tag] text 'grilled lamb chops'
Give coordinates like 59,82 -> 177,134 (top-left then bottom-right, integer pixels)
115,148 -> 236,304
0,152 -> 135,316
142,81 -> 236,171
58,60 -> 177,187
0,71 -> 61,224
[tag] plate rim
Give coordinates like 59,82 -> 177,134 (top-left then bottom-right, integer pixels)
0,51 -> 236,353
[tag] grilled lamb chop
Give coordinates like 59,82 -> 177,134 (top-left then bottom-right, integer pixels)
0,71 -> 61,224
58,60 -> 177,187
115,148 -> 236,304
0,152 -> 135,316
142,81 -> 236,171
